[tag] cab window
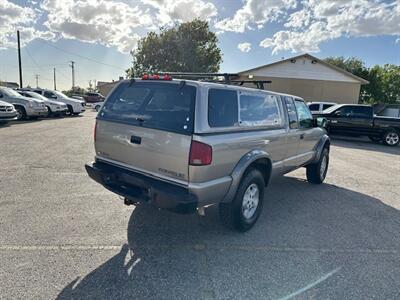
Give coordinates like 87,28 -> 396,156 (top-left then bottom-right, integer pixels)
294,100 -> 313,128
308,104 -> 319,111
352,106 -> 372,118
44,91 -> 56,99
284,97 -> 298,129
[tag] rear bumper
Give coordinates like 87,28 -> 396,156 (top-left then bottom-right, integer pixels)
85,160 -> 198,213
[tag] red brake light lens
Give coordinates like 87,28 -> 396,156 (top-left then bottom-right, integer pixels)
189,141 -> 212,166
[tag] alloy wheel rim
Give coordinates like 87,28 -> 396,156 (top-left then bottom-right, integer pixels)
242,183 -> 259,220
16,109 -> 22,120
386,133 -> 399,145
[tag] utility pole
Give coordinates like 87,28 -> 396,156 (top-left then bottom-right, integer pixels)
34,74 -> 39,88
53,67 -> 57,90
69,61 -> 75,91
17,30 -> 23,88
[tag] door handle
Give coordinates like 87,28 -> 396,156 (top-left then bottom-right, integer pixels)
300,133 -> 305,140
130,136 -> 142,144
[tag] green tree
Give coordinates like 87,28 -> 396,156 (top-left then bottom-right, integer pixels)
62,86 -> 86,97
126,19 -> 222,77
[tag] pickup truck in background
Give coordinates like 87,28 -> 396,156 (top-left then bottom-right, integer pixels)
315,104 -> 400,146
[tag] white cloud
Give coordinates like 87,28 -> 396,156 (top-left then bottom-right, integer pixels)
262,0 -> 400,54
142,0 -> 217,26
0,0 -> 53,48
40,0 -> 154,53
215,0 -> 297,33
238,42 -> 252,52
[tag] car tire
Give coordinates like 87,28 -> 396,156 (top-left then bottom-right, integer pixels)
14,106 -> 27,120
67,105 -> 74,116
382,130 -> 400,147
95,105 -> 101,112
219,168 -> 265,232
46,106 -> 53,117
368,135 -> 381,143
306,147 -> 329,184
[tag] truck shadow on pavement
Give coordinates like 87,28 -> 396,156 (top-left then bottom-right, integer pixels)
57,176 -> 400,299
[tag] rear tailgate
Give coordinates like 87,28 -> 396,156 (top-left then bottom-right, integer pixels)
95,80 -> 196,183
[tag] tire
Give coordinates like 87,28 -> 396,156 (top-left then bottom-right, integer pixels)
46,106 -> 53,117
95,105 -> 101,112
14,106 -> 27,120
219,168 -> 265,232
382,130 -> 400,147
306,147 -> 329,184
368,135 -> 381,143
67,105 -> 74,116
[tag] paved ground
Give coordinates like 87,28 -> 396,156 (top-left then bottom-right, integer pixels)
0,111 -> 399,299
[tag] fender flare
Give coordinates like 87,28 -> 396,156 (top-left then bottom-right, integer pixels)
221,149 -> 272,203
312,134 -> 330,163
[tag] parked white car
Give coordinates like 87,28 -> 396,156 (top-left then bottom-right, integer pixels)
307,102 -> 337,114
24,88 -> 85,115
17,90 -> 68,117
92,101 -> 104,112
0,87 -> 48,120
0,100 -> 17,124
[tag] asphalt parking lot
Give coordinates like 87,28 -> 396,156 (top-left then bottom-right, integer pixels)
0,111 -> 399,299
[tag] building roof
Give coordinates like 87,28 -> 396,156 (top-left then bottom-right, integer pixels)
239,53 -> 369,85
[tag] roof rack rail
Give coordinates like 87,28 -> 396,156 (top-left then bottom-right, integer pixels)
157,72 -> 271,90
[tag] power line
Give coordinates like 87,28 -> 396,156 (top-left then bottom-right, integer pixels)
37,39 -> 125,70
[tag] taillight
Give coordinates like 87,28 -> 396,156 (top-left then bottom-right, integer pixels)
189,140 -> 212,166
94,121 -> 97,142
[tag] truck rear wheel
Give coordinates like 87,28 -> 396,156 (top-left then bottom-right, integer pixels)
383,130 -> 400,146
306,147 -> 329,184
219,168 -> 265,232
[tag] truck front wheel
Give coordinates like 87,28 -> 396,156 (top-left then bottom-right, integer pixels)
383,130 -> 400,146
219,168 -> 265,232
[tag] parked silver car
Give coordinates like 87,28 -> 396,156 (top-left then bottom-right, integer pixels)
86,77 -> 330,231
0,100 -> 17,124
0,87 -> 48,120
17,90 -> 67,117
23,88 -> 85,115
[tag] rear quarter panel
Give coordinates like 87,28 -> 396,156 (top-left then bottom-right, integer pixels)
190,129 -> 287,183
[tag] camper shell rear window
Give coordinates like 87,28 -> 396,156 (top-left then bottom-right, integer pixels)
98,81 -> 196,135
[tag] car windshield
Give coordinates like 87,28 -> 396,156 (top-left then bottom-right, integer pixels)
24,91 -> 47,101
323,104 -> 342,113
53,90 -> 69,99
1,87 -> 23,97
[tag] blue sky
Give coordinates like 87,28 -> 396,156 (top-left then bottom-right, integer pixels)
0,0 -> 399,91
